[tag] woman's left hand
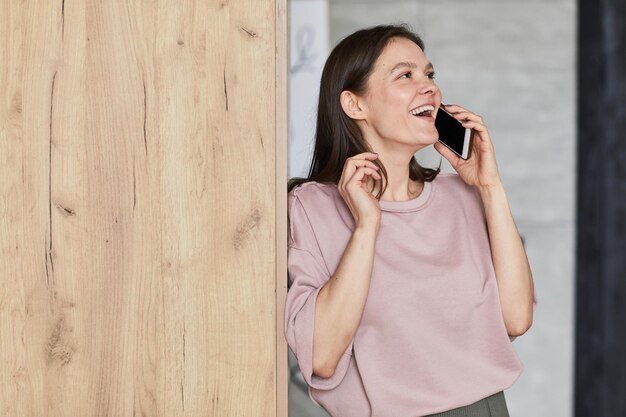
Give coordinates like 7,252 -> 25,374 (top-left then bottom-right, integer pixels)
434,104 -> 501,190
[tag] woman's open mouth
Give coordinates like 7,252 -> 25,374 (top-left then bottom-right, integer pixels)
409,104 -> 436,121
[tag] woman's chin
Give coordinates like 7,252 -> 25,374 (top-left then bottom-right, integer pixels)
417,134 -> 440,146
413,127 -> 439,142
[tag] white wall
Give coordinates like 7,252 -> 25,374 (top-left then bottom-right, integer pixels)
289,0 -> 330,180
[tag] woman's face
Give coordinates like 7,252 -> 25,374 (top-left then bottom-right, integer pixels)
356,37 -> 442,153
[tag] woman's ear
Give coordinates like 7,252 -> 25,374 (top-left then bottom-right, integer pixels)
340,90 -> 367,120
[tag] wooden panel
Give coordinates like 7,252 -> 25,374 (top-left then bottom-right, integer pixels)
0,0 -> 286,416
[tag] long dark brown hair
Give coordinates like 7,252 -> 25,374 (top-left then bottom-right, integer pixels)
288,24 -> 440,197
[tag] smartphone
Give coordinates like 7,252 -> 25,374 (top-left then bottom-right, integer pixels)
435,107 -> 472,160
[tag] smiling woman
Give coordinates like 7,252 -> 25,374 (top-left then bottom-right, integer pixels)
285,24 -> 536,417
288,25 -> 440,201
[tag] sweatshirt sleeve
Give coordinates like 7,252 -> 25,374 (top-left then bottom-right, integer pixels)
284,190 -> 353,390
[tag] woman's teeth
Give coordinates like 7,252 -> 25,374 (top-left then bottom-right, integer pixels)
410,105 -> 435,117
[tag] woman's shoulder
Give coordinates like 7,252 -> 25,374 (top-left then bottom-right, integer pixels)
434,172 -> 464,186
288,180 -> 340,209
434,173 -> 476,194
432,173 -> 483,210
287,181 -> 346,248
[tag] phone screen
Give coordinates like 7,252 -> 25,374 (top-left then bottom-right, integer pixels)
435,107 -> 471,159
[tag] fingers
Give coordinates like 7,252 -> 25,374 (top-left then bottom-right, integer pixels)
442,103 -> 470,114
339,152 -> 380,187
343,164 -> 381,192
353,152 -> 379,160
338,163 -> 381,208
459,120 -> 487,131
434,142 -> 459,165
349,166 -> 382,185
348,158 -> 380,170
442,104 -> 490,143
443,104 -> 484,124
448,110 -> 484,125
347,152 -> 380,168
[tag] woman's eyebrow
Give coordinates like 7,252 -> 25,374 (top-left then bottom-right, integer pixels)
389,61 -> 435,74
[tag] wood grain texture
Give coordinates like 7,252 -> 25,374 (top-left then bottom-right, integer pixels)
0,0 -> 286,416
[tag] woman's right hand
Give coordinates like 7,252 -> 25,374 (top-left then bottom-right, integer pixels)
337,152 -> 382,230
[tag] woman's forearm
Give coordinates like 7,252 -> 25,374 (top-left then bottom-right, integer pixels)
478,181 -> 535,336
313,223 -> 378,378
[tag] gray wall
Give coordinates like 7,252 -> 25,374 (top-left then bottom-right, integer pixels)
289,1 -> 576,416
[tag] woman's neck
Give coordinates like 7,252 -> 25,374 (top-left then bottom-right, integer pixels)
374,150 -> 424,201
384,178 -> 422,201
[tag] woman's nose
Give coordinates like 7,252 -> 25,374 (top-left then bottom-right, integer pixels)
420,81 -> 438,95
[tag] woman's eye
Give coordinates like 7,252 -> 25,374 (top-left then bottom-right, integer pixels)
400,71 -> 412,79
427,71 -> 437,79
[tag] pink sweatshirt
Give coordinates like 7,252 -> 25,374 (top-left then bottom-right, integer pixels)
285,173 -> 533,417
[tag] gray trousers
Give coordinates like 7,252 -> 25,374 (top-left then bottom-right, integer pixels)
423,391 -> 510,417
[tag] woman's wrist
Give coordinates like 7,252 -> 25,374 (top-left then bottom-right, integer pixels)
477,181 -> 512,218
477,179 -> 505,203
355,219 -> 380,235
